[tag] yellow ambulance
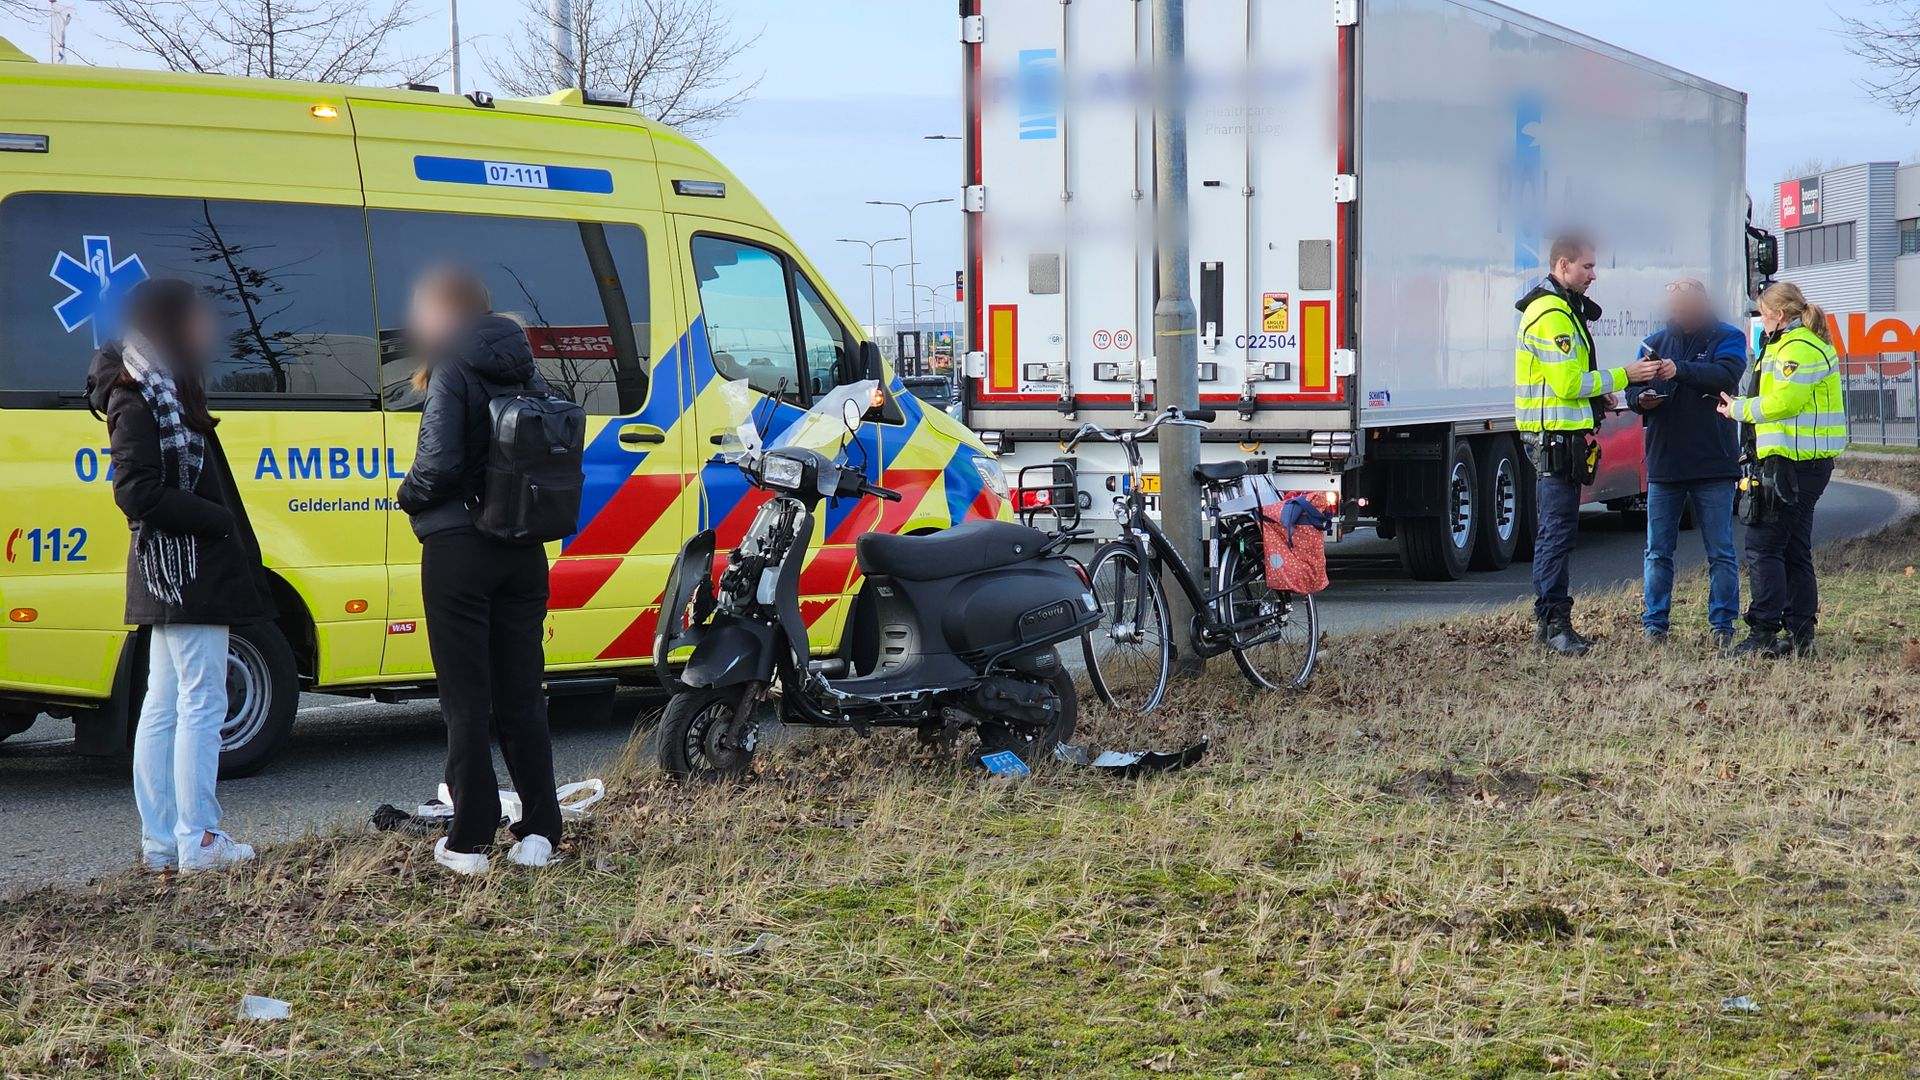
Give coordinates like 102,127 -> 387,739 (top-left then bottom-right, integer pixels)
0,38 -> 1007,774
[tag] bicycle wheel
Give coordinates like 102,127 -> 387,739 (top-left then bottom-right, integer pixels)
1215,524 -> 1319,691
1083,542 -> 1173,713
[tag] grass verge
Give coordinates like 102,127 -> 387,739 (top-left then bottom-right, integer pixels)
3,464 -> 1918,1078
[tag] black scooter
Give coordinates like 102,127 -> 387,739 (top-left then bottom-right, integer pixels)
652,409 -> 1098,780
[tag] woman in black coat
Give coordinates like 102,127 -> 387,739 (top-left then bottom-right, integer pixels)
86,278 -> 275,874
396,267 -> 563,875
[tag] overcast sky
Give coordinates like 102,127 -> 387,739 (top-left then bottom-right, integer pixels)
4,0 -> 1914,320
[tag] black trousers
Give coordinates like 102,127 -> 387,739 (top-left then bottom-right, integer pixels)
421,529 -> 562,854
1744,458 -> 1834,641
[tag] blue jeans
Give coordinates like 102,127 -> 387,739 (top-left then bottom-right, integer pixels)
1643,479 -> 1739,634
1532,474 -> 1582,623
132,624 -> 230,867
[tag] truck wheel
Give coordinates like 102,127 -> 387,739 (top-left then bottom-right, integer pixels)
1469,436 -> 1522,571
216,622 -> 299,779
1513,446 -> 1538,562
1400,439 -> 1477,581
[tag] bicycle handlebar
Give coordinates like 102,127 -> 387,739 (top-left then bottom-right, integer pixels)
1063,406 -> 1215,452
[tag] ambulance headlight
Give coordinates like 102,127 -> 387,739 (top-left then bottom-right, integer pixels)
973,457 -> 1009,500
758,453 -> 806,491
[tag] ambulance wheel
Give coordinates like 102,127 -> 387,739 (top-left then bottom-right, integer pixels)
0,709 -> 34,742
1469,436 -> 1522,571
1400,439 -> 1477,581
217,622 -> 299,779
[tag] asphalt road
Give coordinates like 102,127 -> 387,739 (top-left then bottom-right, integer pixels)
1,479 -> 1903,897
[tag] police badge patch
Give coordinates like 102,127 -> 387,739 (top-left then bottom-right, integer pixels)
1554,334 -> 1574,355
1781,360 -> 1799,377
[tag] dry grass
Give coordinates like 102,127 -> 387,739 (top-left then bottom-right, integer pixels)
2,465 -> 1918,1078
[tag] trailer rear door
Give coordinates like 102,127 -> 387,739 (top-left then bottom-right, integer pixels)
966,0 -> 1348,430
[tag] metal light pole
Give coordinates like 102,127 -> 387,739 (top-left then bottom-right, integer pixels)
867,198 -> 954,345
551,0 -> 574,87
867,261 -> 917,348
1152,0 -> 1205,678
447,0 -> 461,94
837,237 -> 904,337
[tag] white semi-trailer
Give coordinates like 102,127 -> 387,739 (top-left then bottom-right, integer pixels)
958,0 -> 1753,579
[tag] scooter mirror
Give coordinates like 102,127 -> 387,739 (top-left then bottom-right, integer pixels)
841,396 -> 863,437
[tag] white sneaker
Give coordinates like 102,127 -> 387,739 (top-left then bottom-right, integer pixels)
433,837 -> 490,876
507,834 -> 553,867
179,831 -> 255,873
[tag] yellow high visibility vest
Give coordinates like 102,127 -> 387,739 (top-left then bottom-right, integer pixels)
1733,325 -> 1846,460
1514,290 -> 1628,432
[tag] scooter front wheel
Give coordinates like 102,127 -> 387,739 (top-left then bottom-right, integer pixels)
658,686 -> 759,781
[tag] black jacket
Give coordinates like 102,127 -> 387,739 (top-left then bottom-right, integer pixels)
1627,320 -> 1746,483
89,348 -> 277,627
396,315 -> 547,540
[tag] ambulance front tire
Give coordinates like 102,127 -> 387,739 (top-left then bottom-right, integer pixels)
1400,439 -> 1477,582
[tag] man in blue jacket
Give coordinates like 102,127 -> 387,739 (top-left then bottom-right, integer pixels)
1627,278 -> 1747,646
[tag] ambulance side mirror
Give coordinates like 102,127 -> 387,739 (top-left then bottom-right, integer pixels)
860,339 -> 885,382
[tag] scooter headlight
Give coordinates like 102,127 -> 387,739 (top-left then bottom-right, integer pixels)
759,453 -> 806,491
973,457 -> 1009,500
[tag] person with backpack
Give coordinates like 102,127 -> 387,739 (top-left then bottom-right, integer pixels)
87,278 -> 272,873
397,267 -> 578,875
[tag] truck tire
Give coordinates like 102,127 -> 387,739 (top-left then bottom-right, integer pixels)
1513,446 -> 1538,562
216,622 -> 300,779
1399,439 -> 1477,581
1469,436 -> 1522,571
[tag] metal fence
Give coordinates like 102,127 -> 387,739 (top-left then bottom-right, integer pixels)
1843,355 -> 1920,449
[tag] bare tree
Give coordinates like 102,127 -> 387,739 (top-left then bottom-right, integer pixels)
483,0 -> 760,134
1779,158 -> 1843,182
1843,0 -> 1920,116
104,0 -> 430,84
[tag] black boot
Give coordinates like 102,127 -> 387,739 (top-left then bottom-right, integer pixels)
1541,615 -> 1592,657
1726,633 -> 1782,660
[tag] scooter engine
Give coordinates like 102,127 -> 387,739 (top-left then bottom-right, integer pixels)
969,675 -> 1060,727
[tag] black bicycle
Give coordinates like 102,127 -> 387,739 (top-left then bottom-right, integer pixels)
1068,407 -> 1320,713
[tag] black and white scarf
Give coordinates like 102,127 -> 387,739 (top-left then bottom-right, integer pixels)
120,334 -> 206,606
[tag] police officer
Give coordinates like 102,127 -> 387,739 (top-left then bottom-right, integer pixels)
1514,234 -> 1662,655
1717,280 -> 1846,659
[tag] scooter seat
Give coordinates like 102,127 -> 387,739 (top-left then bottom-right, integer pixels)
857,520 -> 1051,582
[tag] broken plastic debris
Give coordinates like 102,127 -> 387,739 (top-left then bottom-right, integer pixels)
979,750 -> 1032,777
1054,737 -> 1209,777
556,779 -> 605,820
686,932 -> 783,959
417,779 -> 604,823
1720,995 -> 1760,1013
239,995 -> 290,1021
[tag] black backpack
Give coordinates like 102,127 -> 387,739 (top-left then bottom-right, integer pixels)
475,386 -> 587,544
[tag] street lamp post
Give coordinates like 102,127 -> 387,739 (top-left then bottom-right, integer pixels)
865,261 -> 918,360
866,198 -> 954,347
836,236 -> 904,337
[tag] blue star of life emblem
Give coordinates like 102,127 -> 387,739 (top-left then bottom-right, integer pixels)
49,235 -> 150,348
